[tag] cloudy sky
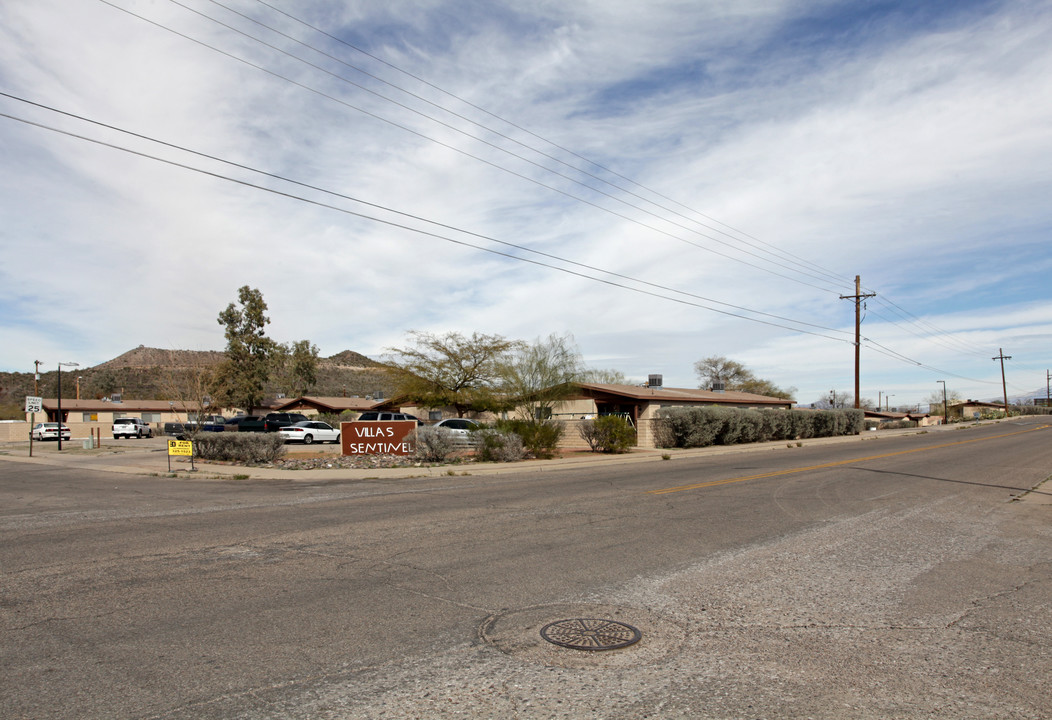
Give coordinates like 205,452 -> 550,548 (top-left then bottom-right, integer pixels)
2,0 -> 1050,408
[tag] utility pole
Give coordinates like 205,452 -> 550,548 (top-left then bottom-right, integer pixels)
938,380 -> 948,423
993,348 -> 1012,417
840,275 -> 876,409
34,360 -> 42,395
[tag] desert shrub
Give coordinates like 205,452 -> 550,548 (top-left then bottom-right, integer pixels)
880,420 -> 918,429
578,415 -> 636,453
1017,405 -> 1052,416
192,433 -> 286,463
474,428 -> 526,462
497,419 -> 563,459
410,426 -> 457,462
655,407 -> 863,448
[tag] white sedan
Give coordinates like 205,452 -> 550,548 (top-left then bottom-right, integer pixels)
32,423 -> 71,441
278,421 -> 340,445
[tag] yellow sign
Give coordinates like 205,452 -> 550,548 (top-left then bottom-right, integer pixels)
167,439 -> 193,457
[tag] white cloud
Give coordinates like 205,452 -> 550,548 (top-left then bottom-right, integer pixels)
1,0 -> 1050,409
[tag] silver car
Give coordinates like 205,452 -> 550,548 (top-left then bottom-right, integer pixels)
432,418 -> 480,444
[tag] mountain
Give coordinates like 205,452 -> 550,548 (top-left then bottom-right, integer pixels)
0,347 -> 400,417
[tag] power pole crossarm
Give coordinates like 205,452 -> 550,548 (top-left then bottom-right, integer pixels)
840,275 -> 876,409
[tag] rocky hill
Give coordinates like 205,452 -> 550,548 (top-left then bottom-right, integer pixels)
0,347 -> 400,418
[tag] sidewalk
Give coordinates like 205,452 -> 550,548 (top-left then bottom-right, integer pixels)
2,422 -> 1048,502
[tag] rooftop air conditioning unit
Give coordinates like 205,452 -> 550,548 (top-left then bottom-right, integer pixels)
711,382 -> 725,393
648,374 -> 663,387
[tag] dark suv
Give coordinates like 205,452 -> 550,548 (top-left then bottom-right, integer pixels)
237,413 -> 309,432
262,413 -> 309,432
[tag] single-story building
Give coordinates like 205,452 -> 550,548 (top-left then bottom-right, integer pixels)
37,399 -> 207,426
864,409 -> 938,428
273,396 -> 383,416
948,400 -> 1009,421
552,382 -> 795,448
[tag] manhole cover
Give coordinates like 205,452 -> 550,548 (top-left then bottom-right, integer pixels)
539,618 -> 642,651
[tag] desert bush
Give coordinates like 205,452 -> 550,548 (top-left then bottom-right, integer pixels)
410,425 -> 457,462
497,419 -> 563,458
192,433 -> 286,463
1017,405 -> 1052,416
655,407 -> 863,448
880,419 -> 918,429
474,428 -> 526,462
578,415 -> 636,453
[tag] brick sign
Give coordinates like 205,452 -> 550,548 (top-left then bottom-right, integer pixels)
341,421 -> 416,456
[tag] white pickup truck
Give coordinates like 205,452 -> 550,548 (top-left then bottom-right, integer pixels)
112,417 -> 153,439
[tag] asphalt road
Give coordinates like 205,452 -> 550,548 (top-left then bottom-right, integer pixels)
2,419 -> 1050,719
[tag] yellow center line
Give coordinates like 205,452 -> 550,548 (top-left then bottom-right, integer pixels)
647,424 -> 1050,495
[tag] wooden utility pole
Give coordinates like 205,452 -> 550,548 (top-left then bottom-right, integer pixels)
993,348 -> 1012,417
841,276 -> 876,409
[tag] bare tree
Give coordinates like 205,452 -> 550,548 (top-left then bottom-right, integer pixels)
387,331 -> 521,417
695,355 -> 795,399
499,333 -> 583,421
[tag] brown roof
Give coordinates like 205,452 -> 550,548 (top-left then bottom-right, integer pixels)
274,396 -> 382,413
573,383 -> 793,406
41,399 -> 207,412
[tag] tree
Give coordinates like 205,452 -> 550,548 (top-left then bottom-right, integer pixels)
273,340 -> 320,398
499,333 -> 583,421
694,355 -> 796,400
925,388 -> 963,417
694,356 -> 751,389
812,390 -> 863,409
387,331 -> 521,417
212,286 -> 278,413
581,368 -> 630,385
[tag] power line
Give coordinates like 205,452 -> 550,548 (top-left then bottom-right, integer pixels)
205,0 -> 854,290
170,0 -> 1008,364
95,0 -> 853,296
0,103 -> 855,344
0,101 -> 1013,389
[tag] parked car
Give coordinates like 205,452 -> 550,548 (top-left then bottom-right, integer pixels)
432,418 -> 481,444
278,421 -> 340,445
112,417 -> 153,439
163,422 -> 186,438
31,423 -> 71,441
238,413 -> 309,432
223,415 -> 255,431
355,411 -> 422,424
186,415 -> 226,432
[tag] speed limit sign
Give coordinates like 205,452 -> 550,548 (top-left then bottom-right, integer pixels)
25,396 -> 42,413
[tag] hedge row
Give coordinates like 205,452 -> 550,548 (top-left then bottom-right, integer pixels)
654,407 -> 864,448
192,433 -> 287,463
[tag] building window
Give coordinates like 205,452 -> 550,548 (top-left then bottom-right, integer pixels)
82,412 -> 98,422
142,412 -> 161,423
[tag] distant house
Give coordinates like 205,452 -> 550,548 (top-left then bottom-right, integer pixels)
864,409 -> 937,428
948,400 -> 1008,421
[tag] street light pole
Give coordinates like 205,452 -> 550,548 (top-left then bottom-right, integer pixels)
56,361 -> 79,450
